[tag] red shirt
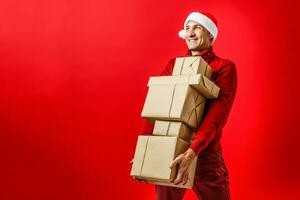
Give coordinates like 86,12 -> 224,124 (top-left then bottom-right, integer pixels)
142,46 -> 238,154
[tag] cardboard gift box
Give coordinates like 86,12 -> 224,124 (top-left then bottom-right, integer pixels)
141,83 -> 206,129
172,56 -> 212,79
130,135 -> 197,188
147,74 -> 220,99
153,120 -> 194,142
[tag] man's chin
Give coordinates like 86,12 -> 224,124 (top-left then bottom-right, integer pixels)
188,47 -> 201,51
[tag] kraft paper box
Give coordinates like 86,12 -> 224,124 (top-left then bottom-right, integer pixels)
147,74 -> 220,99
173,56 -> 212,79
130,135 -> 197,188
141,84 -> 206,129
153,120 -> 194,142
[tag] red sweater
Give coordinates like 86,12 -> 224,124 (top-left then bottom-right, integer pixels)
142,46 -> 238,154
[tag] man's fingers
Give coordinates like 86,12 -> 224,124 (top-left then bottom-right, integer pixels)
181,173 -> 189,185
139,179 -> 147,183
129,158 -> 134,165
175,171 -> 188,185
173,175 -> 182,185
134,177 -> 148,183
173,170 -> 184,184
170,154 -> 184,169
174,165 -> 190,184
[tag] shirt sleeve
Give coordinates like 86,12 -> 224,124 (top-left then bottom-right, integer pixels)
159,58 -> 175,76
140,58 -> 175,135
189,62 -> 238,154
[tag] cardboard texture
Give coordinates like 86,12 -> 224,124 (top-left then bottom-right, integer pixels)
147,74 -> 220,99
141,84 -> 206,129
153,120 -> 194,142
172,56 -> 212,79
130,135 -> 197,188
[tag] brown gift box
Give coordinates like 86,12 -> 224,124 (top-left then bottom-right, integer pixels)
147,74 -> 220,99
130,135 -> 197,188
153,120 -> 194,142
141,83 -> 206,129
172,56 -> 212,79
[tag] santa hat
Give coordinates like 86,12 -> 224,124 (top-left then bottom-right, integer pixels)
179,12 -> 218,44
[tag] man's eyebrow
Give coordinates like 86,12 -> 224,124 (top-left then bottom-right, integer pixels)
185,24 -> 202,29
185,25 -> 192,29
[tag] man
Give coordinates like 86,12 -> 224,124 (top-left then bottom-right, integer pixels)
141,11 -> 237,200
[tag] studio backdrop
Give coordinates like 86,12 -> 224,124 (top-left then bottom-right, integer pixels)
0,0 -> 299,199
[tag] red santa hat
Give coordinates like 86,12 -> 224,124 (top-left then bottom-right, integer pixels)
179,12 -> 218,44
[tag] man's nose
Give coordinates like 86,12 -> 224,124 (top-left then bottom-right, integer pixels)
186,29 -> 196,37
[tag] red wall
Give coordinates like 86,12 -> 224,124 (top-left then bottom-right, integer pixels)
1,0 -> 300,199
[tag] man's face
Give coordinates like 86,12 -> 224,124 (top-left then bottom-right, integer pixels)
184,21 -> 213,53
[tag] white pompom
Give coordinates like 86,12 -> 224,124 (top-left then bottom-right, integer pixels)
178,30 -> 186,39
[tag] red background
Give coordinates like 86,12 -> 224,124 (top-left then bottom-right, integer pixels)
1,0 -> 300,199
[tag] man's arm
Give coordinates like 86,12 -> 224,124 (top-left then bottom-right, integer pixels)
190,61 -> 238,154
171,61 -> 238,185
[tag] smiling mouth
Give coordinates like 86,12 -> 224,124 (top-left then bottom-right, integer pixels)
188,39 -> 198,42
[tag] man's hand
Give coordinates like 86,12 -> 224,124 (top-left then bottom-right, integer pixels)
130,158 -> 148,183
133,177 -> 149,183
129,158 -> 134,166
170,148 -> 196,185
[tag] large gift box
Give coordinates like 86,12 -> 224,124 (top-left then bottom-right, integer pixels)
130,135 -> 197,188
141,83 -> 206,129
141,74 -> 220,129
147,74 -> 220,99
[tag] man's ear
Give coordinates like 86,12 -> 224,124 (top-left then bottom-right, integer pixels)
209,34 -> 214,43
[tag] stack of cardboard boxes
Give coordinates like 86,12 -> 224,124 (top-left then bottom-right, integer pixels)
130,56 -> 220,188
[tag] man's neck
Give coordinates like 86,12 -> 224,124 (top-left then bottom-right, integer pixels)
190,50 -> 201,56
